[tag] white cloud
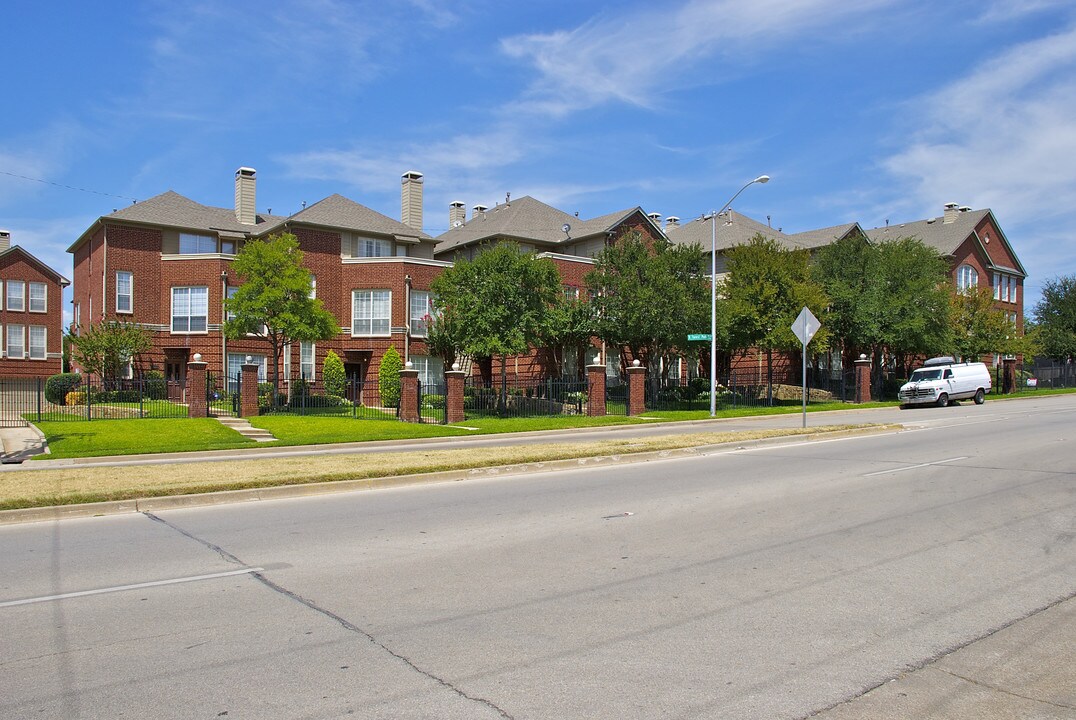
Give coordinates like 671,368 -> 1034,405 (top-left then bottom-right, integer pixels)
0,122 -> 88,208
500,0 -> 898,116
975,0 -> 1074,23
883,23 -> 1076,226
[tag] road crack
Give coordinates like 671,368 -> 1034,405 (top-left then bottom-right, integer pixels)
934,667 -> 1076,711
141,512 -> 514,719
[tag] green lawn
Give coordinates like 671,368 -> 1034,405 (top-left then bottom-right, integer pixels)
36,418 -> 256,458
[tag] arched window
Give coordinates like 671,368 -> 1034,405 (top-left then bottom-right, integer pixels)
957,264 -> 978,293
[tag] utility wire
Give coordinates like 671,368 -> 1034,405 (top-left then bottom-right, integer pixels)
0,169 -> 138,202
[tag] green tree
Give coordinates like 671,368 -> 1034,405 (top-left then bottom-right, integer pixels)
813,235 -> 951,387
723,234 -> 829,403
1033,275 -> 1076,362
585,232 -> 709,385
949,286 -> 1019,361
430,243 -> 561,411
539,291 -> 597,380
322,349 -> 345,397
425,310 -> 461,371
223,233 -> 339,400
69,321 -> 152,382
379,345 -> 403,408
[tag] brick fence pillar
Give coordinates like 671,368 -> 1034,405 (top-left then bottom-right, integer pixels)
626,362 -> 646,416
1003,357 -> 1016,394
587,363 -> 606,417
240,363 -> 260,418
399,367 -> 420,422
187,357 -> 208,418
444,368 -> 466,424
854,354 -> 872,403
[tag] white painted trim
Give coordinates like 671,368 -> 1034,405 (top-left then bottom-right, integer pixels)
342,257 -> 453,268
537,252 -> 597,265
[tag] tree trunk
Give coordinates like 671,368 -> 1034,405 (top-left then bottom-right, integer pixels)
766,347 -> 774,406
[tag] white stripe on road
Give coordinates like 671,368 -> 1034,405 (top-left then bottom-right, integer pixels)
864,457 -> 968,477
0,567 -> 264,608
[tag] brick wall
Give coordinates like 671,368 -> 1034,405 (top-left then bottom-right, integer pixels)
0,250 -> 67,377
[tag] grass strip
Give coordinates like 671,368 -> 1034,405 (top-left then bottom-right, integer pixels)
1,424 -> 893,510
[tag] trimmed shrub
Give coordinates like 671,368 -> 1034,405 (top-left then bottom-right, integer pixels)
65,390 -> 87,406
379,346 -> 402,408
143,370 -> 167,400
323,350 -> 346,397
46,373 -> 82,405
422,393 -> 446,409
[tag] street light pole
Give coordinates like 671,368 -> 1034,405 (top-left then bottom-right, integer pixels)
710,175 -> 770,417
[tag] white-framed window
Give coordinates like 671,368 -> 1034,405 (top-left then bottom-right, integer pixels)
411,355 -> 444,388
956,265 -> 978,293
355,236 -> 392,258
282,343 -> 292,380
410,290 -> 432,338
220,239 -> 237,255
73,303 -> 80,334
300,342 -> 315,380
29,326 -> 46,360
227,353 -> 267,382
116,272 -> 133,314
7,324 -> 24,359
606,347 -> 621,378
1007,276 -> 1016,303
395,244 -> 408,257
993,272 -> 1002,301
352,289 -> 391,336
179,232 -> 218,254
171,286 -> 209,333
6,280 -> 25,312
29,282 -> 47,313
309,274 -> 316,299
563,285 -> 580,302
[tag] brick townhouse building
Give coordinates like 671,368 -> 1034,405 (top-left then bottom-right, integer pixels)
0,230 -> 70,377
665,202 -> 1026,385
432,195 -> 667,381
67,168 -> 450,394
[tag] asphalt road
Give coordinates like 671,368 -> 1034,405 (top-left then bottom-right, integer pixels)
2,396 -> 1074,718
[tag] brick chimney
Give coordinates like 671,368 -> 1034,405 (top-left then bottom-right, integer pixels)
943,202 -> 959,224
401,171 -> 424,231
0,230 -> 10,252
449,200 -> 466,227
234,167 -> 257,225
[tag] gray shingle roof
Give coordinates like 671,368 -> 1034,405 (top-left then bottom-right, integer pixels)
863,210 -> 990,256
666,210 -> 791,253
289,193 -> 431,240
433,197 -> 660,256
785,222 -> 863,249
104,190 -> 288,235
434,196 -> 579,254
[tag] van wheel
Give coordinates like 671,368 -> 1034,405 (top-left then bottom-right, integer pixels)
936,393 -> 949,408
974,389 -> 985,405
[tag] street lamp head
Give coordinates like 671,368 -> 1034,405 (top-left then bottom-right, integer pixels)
754,175 -> 770,184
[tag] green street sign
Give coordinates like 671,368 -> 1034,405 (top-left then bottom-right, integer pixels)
687,333 -> 712,341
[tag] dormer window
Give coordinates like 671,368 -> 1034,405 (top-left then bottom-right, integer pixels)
354,236 -> 392,258
179,232 -> 218,254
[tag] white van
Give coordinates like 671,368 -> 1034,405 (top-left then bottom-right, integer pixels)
898,356 -> 992,408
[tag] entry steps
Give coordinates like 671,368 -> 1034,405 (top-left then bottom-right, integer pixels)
215,416 -> 278,443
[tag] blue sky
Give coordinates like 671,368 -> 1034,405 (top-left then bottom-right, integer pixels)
4,0 -> 1076,324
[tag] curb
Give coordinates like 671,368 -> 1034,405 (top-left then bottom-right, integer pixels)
0,425 -> 898,525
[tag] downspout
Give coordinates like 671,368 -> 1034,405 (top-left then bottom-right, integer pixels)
101,226 -> 108,323
221,269 -> 228,382
404,274 -> 412,364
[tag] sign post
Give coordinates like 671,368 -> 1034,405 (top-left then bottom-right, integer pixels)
791,306 -> 820,428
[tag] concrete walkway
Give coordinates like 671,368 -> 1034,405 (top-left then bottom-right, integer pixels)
0,424 -> 47,463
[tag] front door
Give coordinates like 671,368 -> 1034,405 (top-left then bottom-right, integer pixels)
344,361 -> 368,404
166,360 -> 187,401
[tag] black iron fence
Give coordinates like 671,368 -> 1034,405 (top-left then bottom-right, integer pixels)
255,377 -> 401,420
1,374 -> 187,425
464,377 -> 588,419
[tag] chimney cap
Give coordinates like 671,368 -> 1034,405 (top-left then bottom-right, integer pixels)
647,212 -> 661,220
944,202 -> 959,209
958,205 -> 972,212
236,167 -> 256,177
401,170 -> 424,181
473,204 -> 488,212
449,200 -> 465,208
666,215 -> 680,222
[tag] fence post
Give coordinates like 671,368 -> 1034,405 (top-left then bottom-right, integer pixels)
139,376 -> 145,418
399,364 -> 420,422
626,361 -> 646,416
445,366 -> 466,424
548,377 -> 554,416
187,356 -> 209,418
854,354 -> 871,403
587,362 -> 607,417
240,362 -> 259,417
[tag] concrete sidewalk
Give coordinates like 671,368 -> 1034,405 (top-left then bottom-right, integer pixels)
0,424 -> 47,462
814,593 -> 1076,719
